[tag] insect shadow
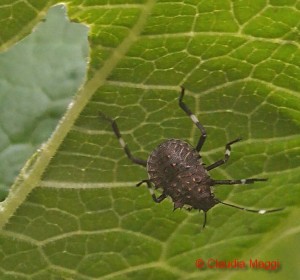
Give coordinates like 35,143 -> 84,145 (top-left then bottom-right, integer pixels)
100,87 -> 283,228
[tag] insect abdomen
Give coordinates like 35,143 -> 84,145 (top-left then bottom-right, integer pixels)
147,139 -> 213,209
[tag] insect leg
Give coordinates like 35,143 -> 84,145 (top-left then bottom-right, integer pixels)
202,211 -> 207,229
136,180 -> 167,203
206,138 -> 242,171
212,178 -> 268,185
100,112 -> 147,167
179,86 -> 207,152
215,199 -> 284,214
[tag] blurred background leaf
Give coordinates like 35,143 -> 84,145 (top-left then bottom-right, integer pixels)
0,5 -> 89,199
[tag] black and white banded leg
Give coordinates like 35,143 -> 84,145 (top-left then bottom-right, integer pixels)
179,87 -> 207,152
206,138 -> 242,171
215,199 -> 284,214
136,179 -> 167,203
99,112 -> 147,167
213,178 -> 268,185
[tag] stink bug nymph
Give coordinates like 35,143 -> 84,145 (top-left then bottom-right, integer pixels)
100,87 -> 283,228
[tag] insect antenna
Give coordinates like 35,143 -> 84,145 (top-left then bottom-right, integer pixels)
216,199 -> 284,214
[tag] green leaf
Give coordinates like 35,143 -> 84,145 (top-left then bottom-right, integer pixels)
1,1 -> 300,279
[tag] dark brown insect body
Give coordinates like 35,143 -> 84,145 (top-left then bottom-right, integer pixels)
147,139 -> 217,212
100,87 -> 283,228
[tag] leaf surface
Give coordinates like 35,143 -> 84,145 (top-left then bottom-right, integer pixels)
1,1 -> 300,279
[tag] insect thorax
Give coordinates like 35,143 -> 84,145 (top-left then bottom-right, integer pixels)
147,139 -> 218,211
